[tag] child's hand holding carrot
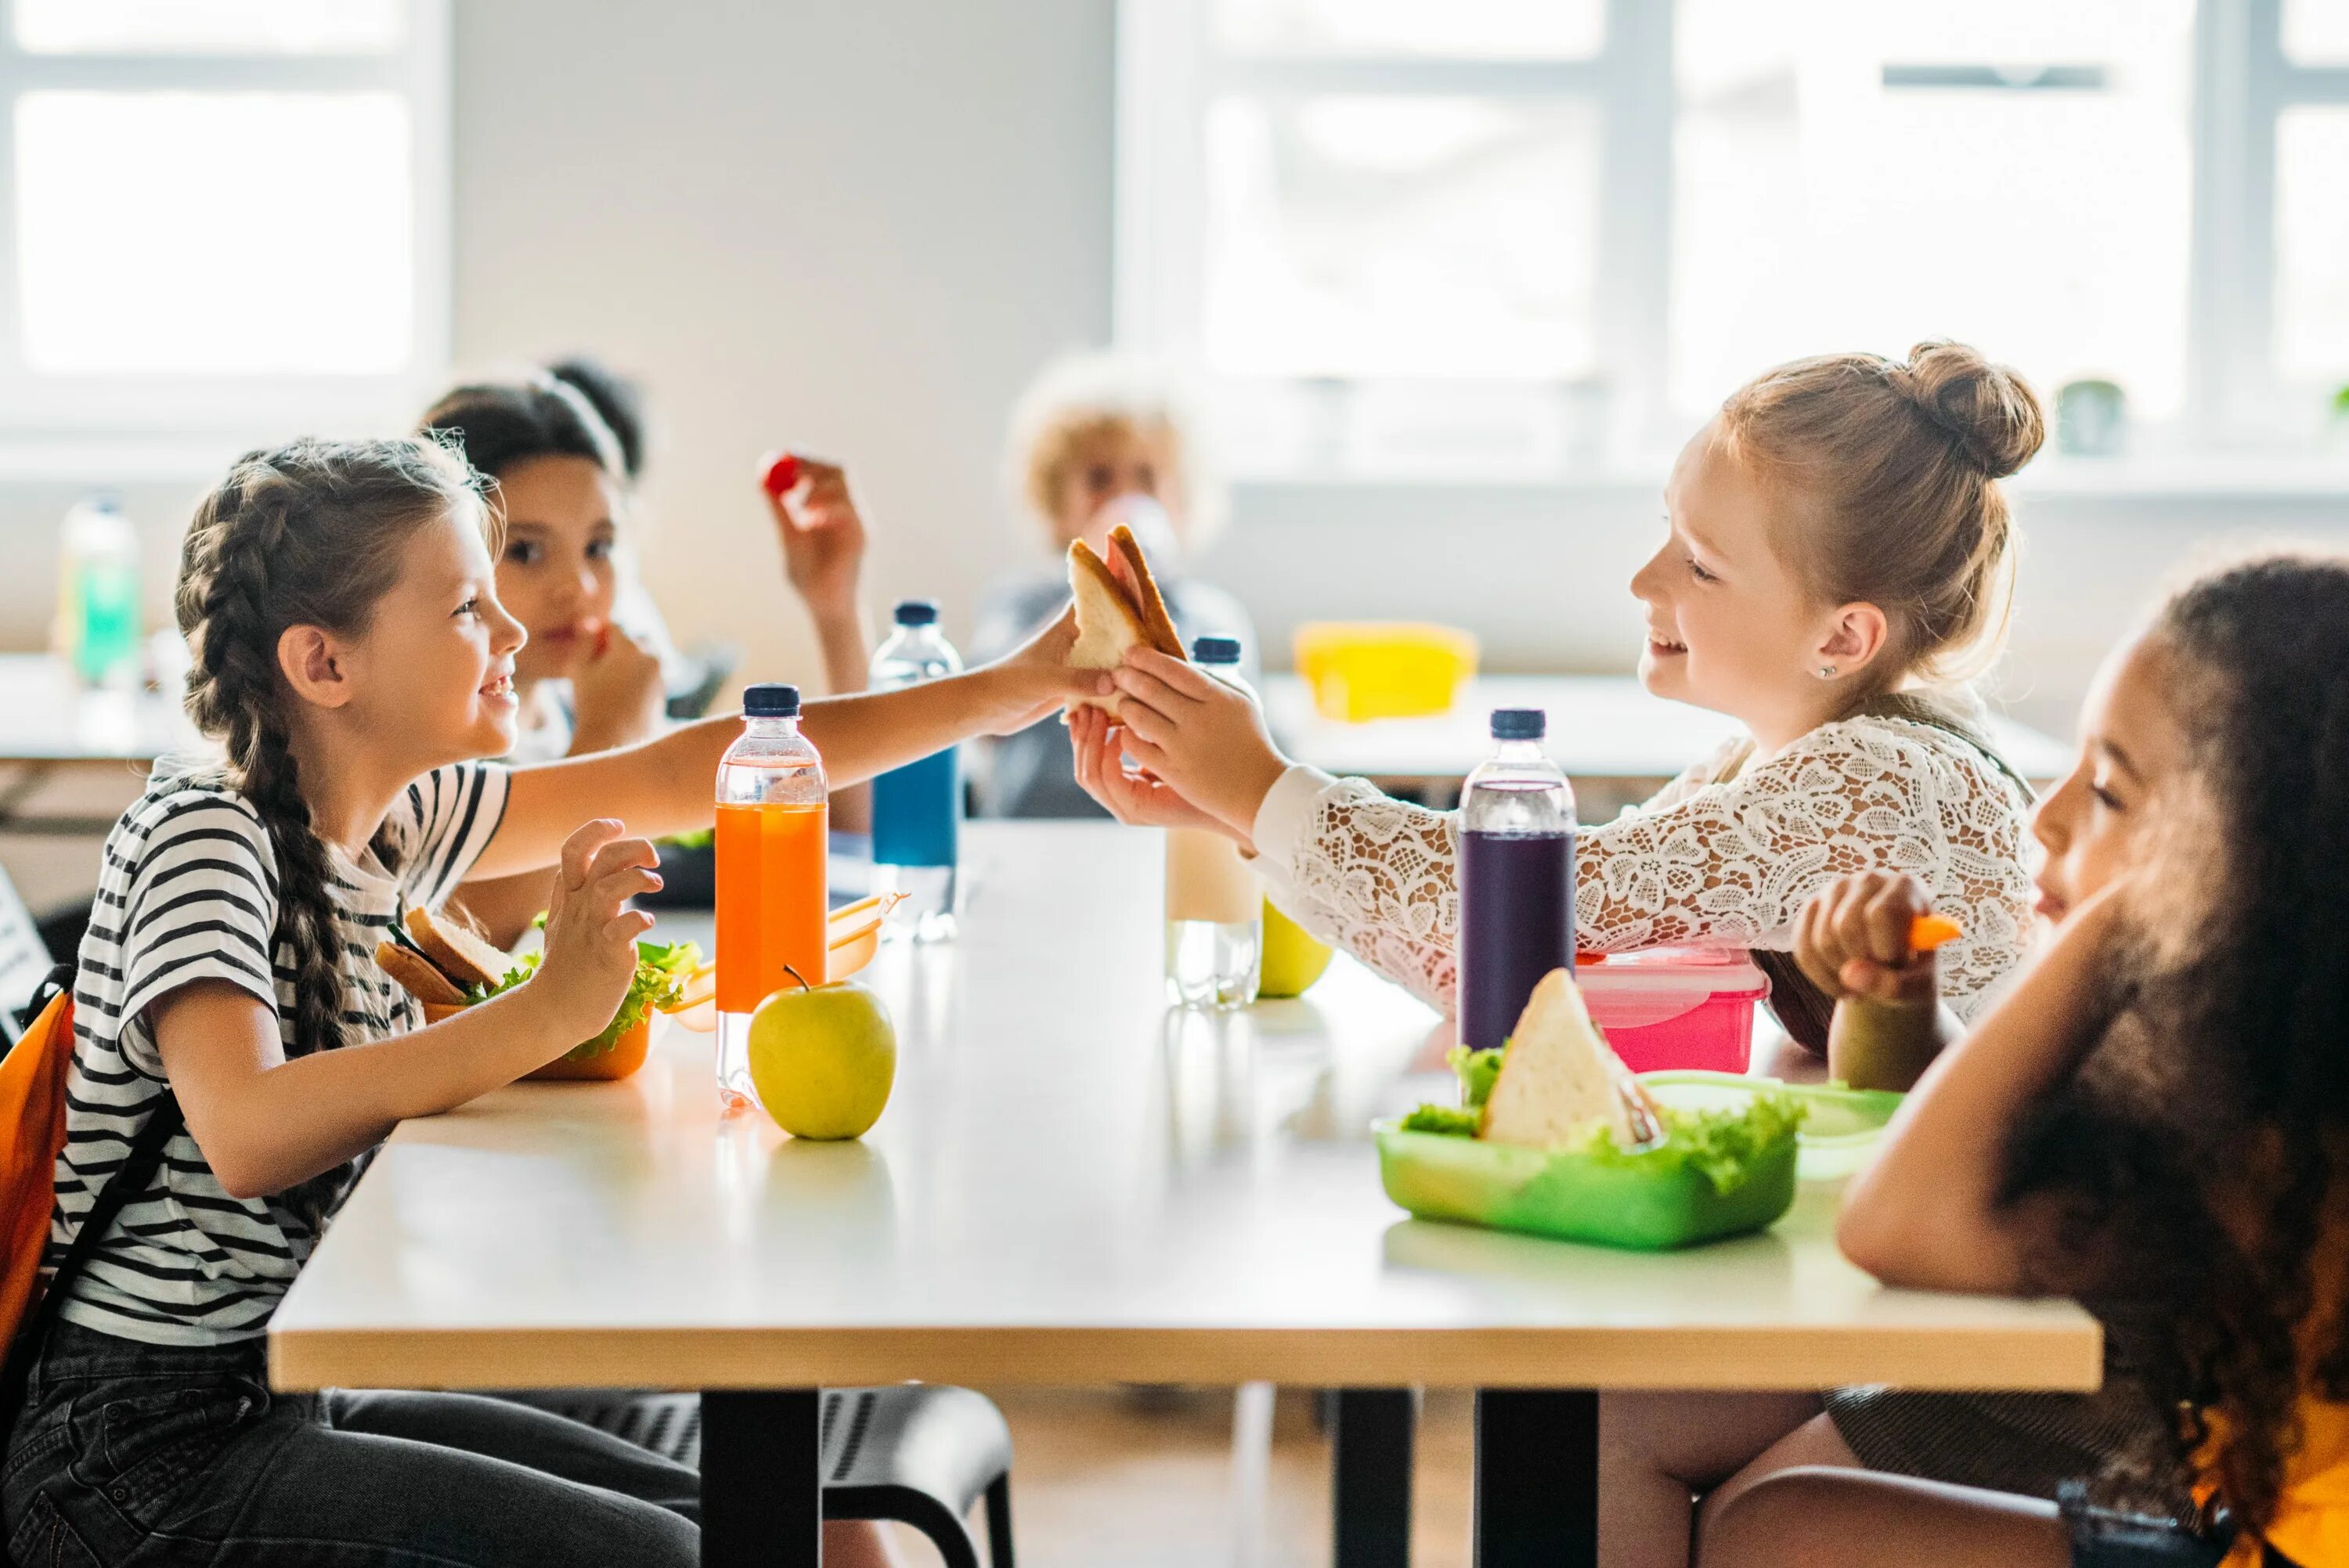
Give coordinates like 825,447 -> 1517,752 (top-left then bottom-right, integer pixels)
1793,869 -> 1946,1007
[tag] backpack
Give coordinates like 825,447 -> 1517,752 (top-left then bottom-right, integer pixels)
0,964 -> 182,1432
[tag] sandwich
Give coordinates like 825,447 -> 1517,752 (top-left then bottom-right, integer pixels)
1400,967 -> 1805,1195
1477,970 -> 1636,1148
1066,522 -> 1185,713
376,906 -> 700,1081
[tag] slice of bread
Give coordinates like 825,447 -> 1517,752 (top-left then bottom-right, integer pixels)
1106,524 -> 1187,659
1067,540 -> 1150,714
1478,969 -> 1636,1149
402,905 -> 514,992
375,939 -> 467,1007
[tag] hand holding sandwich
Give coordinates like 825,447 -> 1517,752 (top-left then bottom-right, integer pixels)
1096,648 -> 1288,842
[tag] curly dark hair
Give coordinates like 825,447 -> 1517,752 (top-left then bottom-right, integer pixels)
2001,553 -> 2349,1533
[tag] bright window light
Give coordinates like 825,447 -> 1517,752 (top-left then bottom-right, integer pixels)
1211,0 -> 1602,59
13,0 -> 401,54
2282,0 -> 2349,63
1204,95 -> 1599,379
16,92 -> 414,377
2275,107 -> 2349,381
1669,0 -> 2193,419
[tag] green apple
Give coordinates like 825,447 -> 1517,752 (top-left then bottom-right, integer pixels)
1258,898 -> 1334,998
747,979 -> 897,1140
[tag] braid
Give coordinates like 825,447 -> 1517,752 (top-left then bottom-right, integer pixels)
174,438 -> 485,1068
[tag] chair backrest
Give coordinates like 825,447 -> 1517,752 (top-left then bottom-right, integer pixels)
0,867 -> 51,1047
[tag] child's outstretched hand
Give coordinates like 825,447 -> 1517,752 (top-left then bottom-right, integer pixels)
978,600 -> 1100,735
1106,649 -> 1290,839
568,623 -> 668,754
1069,703 -> 1243,842
764,456 -> 867,620
529,819 -> 660,1051
1793,870 -> 1941,1007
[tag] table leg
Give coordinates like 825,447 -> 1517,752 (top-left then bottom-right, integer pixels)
1473,1389 -> 1597,1568
1331,1387 -> 1414,1568
703,1388 -> 821,1568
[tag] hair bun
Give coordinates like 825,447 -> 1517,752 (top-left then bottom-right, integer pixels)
1893,341 -> 2046,480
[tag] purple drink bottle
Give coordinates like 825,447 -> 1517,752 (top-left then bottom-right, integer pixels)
1458,708 -> 1577,1052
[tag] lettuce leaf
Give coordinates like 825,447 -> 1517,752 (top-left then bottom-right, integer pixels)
1581,1094 -> 1806,1195
464,939 -> 704,1058
1391,1083 -> 1806,1199
1399,1104 -> 1481,1137
1448,1045 -> 1504,1109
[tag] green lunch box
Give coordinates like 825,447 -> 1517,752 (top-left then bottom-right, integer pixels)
1373,1075 -> 1901,1251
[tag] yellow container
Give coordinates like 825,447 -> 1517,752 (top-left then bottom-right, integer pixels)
1293,622 -> 1478,723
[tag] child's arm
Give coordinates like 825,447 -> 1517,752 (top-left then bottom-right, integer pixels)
469,607 -> 1097,881
766,460 -> 877,833
1836,884 -> 2127,1294
1792,870 -> 1964,1091
154,821 -> 655,1200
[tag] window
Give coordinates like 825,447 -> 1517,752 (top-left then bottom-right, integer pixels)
1117,0 -> 2349,478
0,0 -> 447,447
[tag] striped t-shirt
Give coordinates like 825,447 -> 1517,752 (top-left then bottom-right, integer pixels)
56,762 -> 509,1345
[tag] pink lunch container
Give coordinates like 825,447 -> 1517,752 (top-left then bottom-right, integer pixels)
1579,948 -> 1771,1075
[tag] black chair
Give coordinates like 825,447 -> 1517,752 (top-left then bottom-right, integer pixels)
521,1386 -> 1014,1568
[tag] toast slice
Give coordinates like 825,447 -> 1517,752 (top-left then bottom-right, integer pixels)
1106,524 -> 1186,660
1478,969 -> 1636,1149
403,905 -> 514,993
375,939 -> 467,1007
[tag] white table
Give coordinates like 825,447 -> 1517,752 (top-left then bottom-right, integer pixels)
1264,674 -> 2073,798
271,824 -> 2098,1568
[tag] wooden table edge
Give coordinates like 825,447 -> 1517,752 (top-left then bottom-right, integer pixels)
269,1321 -> 2103,1394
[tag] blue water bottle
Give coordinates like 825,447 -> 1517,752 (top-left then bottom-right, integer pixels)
870,600 -> 962,941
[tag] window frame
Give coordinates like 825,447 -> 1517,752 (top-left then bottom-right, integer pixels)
0,0 -> 450,450
1117,0 -> 2349,481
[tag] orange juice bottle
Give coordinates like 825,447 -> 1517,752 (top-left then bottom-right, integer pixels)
715,683 -> 828,1112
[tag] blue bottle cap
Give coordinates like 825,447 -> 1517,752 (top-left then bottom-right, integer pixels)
1191,635 -> 1242,665
744,683 -> 800,718
893,599 -> 940,626
1490,708 -> 1546,741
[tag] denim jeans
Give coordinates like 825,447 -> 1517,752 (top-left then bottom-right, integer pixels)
2,1321 -> 699,1567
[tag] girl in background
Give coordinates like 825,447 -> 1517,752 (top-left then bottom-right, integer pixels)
0,434 -> 1084,1566
972,352 -> 1254,818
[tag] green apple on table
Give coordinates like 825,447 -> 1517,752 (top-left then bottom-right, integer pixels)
748,978 -> 897,1140
1259,898 -> 1334,998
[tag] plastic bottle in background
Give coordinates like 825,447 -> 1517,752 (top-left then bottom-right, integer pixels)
715,683 -> 828,1112
870,599 -> 963,942
1458,708 -> 1577,1052
1165,636 -> 1261,1009
56,496 -> 140,693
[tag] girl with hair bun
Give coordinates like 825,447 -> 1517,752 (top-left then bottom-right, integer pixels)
1073,341 -> 2048,1038
0,435 -> 1088,1566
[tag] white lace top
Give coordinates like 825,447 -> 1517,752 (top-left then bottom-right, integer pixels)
1251,713 -> 2037,1021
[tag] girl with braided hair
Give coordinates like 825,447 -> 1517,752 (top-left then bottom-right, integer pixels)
1,434 -> 1088,1566
1691,553 -> 2349,1568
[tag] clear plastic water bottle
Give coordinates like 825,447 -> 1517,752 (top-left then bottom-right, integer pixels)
1165,636 -> 1261,1009
870,600 -> 963,942
715,683 -> 828,1114
1458,708 -> 1577,1052
56,496 -> 140,694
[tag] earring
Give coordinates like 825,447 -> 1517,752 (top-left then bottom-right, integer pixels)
1817,664 -> 1838,679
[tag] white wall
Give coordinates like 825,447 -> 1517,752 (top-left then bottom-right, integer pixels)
446,0 -> 1117,687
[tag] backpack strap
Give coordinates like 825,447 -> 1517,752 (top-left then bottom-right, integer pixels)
0,1086 -> 184,1426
